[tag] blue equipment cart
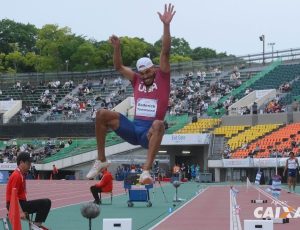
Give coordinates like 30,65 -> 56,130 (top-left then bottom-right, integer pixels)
124,173 -> 153,207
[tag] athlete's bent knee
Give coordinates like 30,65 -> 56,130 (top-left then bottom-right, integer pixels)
152,120 -> 165,134
96,109 -> 108,120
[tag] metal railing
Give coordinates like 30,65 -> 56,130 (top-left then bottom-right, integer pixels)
1,47 -> 300,85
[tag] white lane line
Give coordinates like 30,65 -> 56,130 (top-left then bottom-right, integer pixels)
230,188 -> 242,230
230,189 -> 233,230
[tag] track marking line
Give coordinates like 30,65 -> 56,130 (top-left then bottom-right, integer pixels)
148,186 -> 209,230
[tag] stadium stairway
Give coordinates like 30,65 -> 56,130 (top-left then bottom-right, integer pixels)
206,60 -> 282,118
36,85 -> 80,122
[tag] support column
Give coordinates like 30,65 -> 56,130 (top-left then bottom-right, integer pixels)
214,168 -> 220,182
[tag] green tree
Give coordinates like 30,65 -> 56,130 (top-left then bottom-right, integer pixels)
154,37 -> 192,57
23,52 -> 39,72
191,47 -> 218,60
94,41 -> 113,68
217,52 -> 228,58
5,51 -> 24,73
36,24 -> 77,72
59,35 -> 86,70
120,37 -> 154,67
71,42 -> 96,71
169,54 -> 192,63
0,19 -> 37,54
0,53 -> 5,72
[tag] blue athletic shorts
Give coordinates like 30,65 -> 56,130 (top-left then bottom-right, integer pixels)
288,169 -> 297,177
114,114 -> 153,149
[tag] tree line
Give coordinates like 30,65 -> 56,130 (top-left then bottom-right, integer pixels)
0,19 -> 230,74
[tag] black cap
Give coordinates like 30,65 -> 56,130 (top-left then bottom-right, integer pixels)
17,152 -> 32,165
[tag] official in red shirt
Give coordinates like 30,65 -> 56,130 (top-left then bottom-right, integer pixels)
90,167 -> 113,205
52,164 -> 59,180
6,152 -> 51,228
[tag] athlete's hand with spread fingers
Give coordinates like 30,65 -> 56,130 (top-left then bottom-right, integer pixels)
158,3 -> 176,25
109,35 -> 121,49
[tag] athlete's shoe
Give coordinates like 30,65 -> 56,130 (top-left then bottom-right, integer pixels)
139,170 -> 153,185
86,160 -> 111,179
93,199 -> 101,205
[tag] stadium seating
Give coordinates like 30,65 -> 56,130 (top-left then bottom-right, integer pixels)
213,125 -> 249,138
176,118 -> 220,134
231,123 -> 300,158
227,124 -> 280,151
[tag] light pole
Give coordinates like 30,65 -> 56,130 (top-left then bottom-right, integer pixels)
65,60 -> 69,72
268,42 -> 275,61
259,35 -> 265,65
84,62 -> 89,76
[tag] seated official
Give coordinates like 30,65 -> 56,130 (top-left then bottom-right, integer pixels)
6,152 -> 51,228
90,168 -> 113,205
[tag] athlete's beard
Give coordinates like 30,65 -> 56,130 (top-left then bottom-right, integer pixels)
143,73 -> 155,87
143,78 -> 154,86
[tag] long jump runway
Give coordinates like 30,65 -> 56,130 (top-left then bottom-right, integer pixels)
1,181 -> 300,229
152,185 -> 300,230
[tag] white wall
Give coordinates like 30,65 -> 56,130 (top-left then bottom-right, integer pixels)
228,89 -> 276,115
0,100 -> 22,123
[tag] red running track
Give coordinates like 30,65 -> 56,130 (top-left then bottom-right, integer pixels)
2,181 -> 300,229
151,185 -> 300,230
152,186 -> 230,230
237,186 -> 300,230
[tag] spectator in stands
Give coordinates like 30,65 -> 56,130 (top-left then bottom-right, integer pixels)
252,102 -> 258,114
15,81 -> 21,90
281,149 -> 288,157
130,164 -> 136,173
90,167 -> 113,205
241,143 -> 248,150
249,144 -> 260,158
59,140 -> 65,148
270,149 -> 276,158
6,152 -> 51,228
279,82 -> 291,92
223,144 -> 231,158
68,139 -> 73,145
86,4 -> 176,185
291,137 -> 297,149
283,152 -> 300,193
292,99 -> 300,112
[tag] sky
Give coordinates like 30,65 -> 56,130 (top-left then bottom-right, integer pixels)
1,0 -> 299,56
